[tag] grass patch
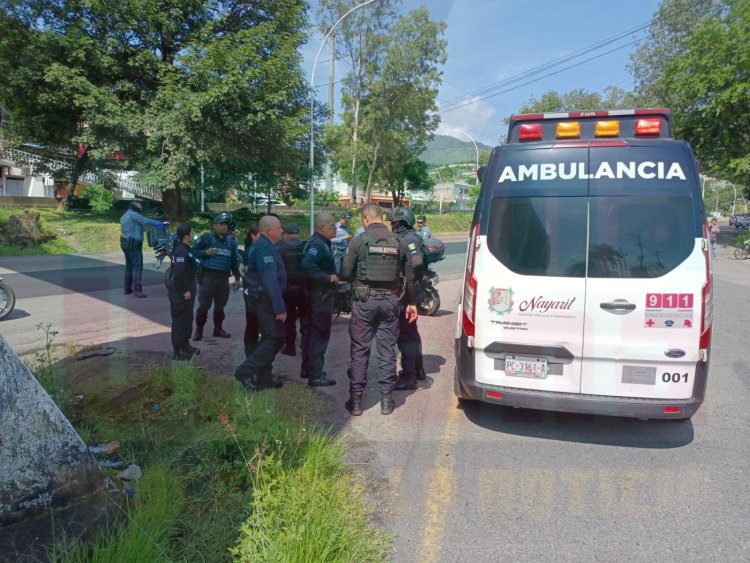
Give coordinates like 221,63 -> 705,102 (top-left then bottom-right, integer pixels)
40,358 -> 388,562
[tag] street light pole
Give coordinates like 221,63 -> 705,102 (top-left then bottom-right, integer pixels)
309,0 -> 378,234
454,129 -> 479,171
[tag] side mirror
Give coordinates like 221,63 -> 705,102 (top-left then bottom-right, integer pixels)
476,165 -> 486,183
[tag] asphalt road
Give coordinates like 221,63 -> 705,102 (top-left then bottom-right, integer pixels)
1,230 -> 749,562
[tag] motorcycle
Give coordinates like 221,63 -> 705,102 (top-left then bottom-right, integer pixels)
0,277 -> 16,321
332,236 -> 445,317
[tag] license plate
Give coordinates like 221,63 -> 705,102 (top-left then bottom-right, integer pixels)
505,355 -> 548,379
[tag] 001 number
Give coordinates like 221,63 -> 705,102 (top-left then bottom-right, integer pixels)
662,372 -> 688,383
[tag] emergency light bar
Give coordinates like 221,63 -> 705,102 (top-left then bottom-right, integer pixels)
508,108 -> 671,143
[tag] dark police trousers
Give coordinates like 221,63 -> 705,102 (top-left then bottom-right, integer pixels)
398,302 -> 422,380
169,288 -> 195,353
243,293 -> 259,358
348,291 -> 400,394
196,271 -> 230,330
235,294 -> 284,382
284,283 -> 309,349
120,237 -> 144,293
301,287 -> 334,380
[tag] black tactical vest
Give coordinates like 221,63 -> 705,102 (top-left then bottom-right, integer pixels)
362,232 -> 401,283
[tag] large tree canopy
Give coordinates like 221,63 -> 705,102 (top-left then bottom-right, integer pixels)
0,0 -> 315,209
630,0 -> 750,191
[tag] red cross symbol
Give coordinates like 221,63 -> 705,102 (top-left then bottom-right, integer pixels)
646,319 -> 655,327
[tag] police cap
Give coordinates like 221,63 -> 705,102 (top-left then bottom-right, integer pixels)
213,212 -> 232,225
284,223 -> 300,234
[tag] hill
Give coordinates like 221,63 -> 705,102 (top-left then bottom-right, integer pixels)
421,134 -> 495,166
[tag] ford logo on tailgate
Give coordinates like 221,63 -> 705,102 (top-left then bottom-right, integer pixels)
664,349 -> 686,358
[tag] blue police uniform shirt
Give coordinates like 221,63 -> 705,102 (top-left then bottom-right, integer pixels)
120,209 -> 162,241
301,232 -> 336,287
244,234 -> 287,314
419,225 -> 432,239
193,231 -> 241,277
171,242 -> 198,295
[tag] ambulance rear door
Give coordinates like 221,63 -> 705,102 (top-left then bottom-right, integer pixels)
580,143 -> 705,400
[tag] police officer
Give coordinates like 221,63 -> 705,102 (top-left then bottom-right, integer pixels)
192,212 -> 242,341
278,224 -> 308,356
331,213 -> 352,274
168,224 -> 200,360
119,201 -> 165,298
389,207 -> 427,390
299,212 -> 338,387
341,204 -> 418,415
234,215 -> 287,391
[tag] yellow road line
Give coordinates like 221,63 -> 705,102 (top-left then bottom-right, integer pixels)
417,395 -> 461,562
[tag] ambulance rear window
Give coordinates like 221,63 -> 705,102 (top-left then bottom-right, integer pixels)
487,195 -> 697,278
587,195 -> 695,278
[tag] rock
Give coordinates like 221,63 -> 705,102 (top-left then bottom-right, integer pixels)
0,335 -> 107,526
115,465 -> 142,482
0,211 -> 56,248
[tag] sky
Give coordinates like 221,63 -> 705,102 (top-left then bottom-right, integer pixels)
302,0 -> 663,147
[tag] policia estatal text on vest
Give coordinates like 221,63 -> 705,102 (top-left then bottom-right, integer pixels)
340,203 -> 418,416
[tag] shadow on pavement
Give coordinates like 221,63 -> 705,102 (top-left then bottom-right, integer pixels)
459,400 -> 694,449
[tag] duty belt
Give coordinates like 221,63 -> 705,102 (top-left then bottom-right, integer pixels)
368,288 -> 400,296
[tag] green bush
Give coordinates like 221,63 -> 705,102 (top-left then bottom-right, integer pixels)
82,184 -> 116,212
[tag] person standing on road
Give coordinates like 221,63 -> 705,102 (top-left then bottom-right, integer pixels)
709,217 -> 720,259
331,214 -> 352,274
341,204 -> 418,416
299,212 -> 338,388
234,215 -> 287,391
168,224 -> 200,360
416,215 -> 431,239
192,213 -> 242,341
389,207 -> 427,390
278,224 -> 309,357
242,224 -> 261,357
119,201 -> 165,298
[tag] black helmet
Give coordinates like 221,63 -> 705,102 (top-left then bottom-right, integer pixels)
213,212 -> 232,225
389,206 -> 415,227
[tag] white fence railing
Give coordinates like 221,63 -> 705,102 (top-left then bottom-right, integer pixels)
0,145 -> 162,200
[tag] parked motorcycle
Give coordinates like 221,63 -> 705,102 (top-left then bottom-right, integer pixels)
332,236 -> 445,317
0,277 -> 16,321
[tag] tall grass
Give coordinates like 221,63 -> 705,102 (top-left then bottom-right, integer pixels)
231,432 -> 390,562
44,360 -> 389,562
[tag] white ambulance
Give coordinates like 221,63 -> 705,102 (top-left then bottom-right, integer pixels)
454,109 -> 712,420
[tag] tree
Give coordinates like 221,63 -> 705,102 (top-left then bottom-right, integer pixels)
631,0 -> 750,192
516,86 -> 640,115
317,0 -> 400,205
380,158 -> 433,206
326,7 -> 446,203
0,1 -> 314,213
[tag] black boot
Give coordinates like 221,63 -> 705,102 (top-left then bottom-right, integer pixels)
416,365 -> 427,381
259,367 -> 283,389
394,376 -> 417,391
345,391 -> 363,416
193,325 -> 204,341
194,311 -> 207,341
281,344 -> 296,356
186,344 -> 200,355
213,312 -> 231,338
309,375 -> 336,387
234,369 -> 261,391
380,392 -> 394,415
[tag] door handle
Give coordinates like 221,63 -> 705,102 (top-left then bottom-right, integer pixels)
600,300 -> 636,312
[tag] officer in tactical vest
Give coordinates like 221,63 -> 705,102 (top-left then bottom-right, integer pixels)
234,215 -> 287,391
340,203 -> 418,416
278,224 -> 309,356
388,207 -> 428,390
192,212 -> 242,341
299,212 -> 338,387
